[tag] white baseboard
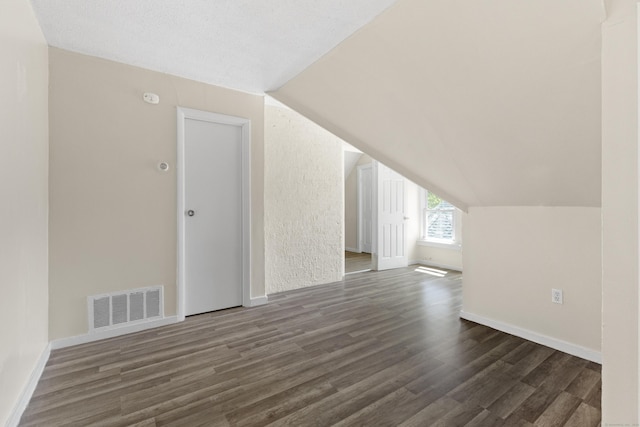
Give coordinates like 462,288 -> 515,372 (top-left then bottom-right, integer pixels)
459,310 -> 601,364
6,342 -> 51,427
345,247 -> 361,253
416,260 -> 463,272
345,270 -> 372,276
51,316 -> 179,350
249,295 -> 268,307
9,300 -> 272,425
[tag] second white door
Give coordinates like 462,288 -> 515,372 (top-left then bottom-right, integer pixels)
184,117 -> 243,316
374,161 -> 408,270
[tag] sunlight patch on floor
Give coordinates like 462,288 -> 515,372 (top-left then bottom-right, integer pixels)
414,266 -> 447,277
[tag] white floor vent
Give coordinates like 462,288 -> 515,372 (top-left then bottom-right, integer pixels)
88,286 -> 164,332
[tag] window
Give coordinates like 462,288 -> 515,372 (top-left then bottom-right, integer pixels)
420,189 -> 461,248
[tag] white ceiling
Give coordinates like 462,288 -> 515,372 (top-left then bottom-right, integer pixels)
30,0 -> 399,94
31,0 -> 607,209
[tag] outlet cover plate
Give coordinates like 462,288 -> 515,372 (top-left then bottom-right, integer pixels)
551,289 -> 563,304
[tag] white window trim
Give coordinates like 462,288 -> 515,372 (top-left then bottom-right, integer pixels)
417,239 -> 462,250
418,188 -> 462,250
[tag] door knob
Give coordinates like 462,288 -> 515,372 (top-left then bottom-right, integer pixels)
187,210 -> 195,217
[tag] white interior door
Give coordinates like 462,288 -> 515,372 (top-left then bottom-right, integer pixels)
184,118 -> 243,315
358,164 -> 373,253
374,161 -> 408,270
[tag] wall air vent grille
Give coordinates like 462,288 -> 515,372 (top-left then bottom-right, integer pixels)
88,286 -> 164,332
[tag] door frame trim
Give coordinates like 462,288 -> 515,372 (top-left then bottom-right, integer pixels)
357,163 -> 372,254
176,107 -> 252,321
371,161 -> 379,270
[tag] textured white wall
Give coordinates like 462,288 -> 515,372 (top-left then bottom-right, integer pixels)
265,106 -> 344,293
462,207 -> 601,353
0,0 -> 49,423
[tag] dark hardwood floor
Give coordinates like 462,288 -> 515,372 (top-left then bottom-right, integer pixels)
20,266 -> 601,426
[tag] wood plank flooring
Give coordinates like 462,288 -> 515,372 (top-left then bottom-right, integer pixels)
344,251 -> 372,273
20,266 -> 601,426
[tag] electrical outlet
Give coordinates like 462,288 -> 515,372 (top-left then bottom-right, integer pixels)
551,289 -> 563,304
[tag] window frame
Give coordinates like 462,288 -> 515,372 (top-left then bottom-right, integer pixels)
418,189 -> 462,250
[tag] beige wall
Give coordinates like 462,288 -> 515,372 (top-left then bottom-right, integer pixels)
462,207 -> 602,353
265,105 -> 344,293
0,0 -> 49,424
344,154 -> 372,251
415,244 -> 463,271
405,180 -> 420,264
601,0 -> 639,422
48,48 -> 265,340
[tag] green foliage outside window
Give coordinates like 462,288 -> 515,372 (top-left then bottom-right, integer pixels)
427,192 -> 443,209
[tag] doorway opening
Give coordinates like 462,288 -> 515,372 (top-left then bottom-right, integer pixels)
346,162 -> 373,274
345,251 -> 372,274
344,154 -> 409,275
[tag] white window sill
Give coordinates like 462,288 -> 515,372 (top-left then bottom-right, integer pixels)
417,239 -> 462,251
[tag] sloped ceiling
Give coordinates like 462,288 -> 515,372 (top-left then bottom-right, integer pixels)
271,0 -> 605,209
31,0 -> 605,209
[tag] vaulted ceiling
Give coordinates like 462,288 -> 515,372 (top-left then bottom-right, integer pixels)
31,0 -> 605,210
271,0 -> 605,209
